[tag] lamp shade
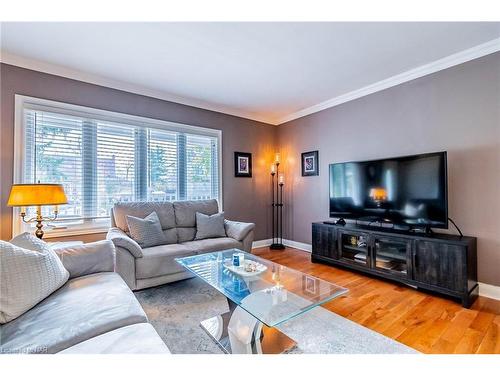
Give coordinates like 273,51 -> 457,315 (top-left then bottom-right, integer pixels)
7,184 -> 68,207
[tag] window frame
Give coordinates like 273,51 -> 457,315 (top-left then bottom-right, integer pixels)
13,95 -> 223,238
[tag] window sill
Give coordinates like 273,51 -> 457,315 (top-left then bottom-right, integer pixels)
39,225 -> 110,239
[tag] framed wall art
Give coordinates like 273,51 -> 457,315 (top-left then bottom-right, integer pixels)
234,152 -> 252,177
301,150 -> 319,176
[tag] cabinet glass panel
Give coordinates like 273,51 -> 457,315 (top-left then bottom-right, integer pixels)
373,238 -> 408,275
340,233 -> 369,265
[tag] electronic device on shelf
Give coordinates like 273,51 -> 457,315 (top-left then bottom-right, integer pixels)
328,151 -> 448,231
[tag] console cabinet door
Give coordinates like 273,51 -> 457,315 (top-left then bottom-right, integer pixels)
312,224 -> 337,259
413,240 -> 466,292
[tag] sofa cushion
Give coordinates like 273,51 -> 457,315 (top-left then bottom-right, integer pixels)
59,323 -> 170,354
113,201 -> 176,233
1,238 -> 69,324
182,237 -> 243,254
177,227 -> 197,243
135,244 -> 196,279
126,211 -> 168,248
195,212 -> 226,240
173,199 -> 219,227
54,240 -> 115,279
0,272 -> 147,354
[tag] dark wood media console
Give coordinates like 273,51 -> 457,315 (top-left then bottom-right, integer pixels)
311,222 -> 478,307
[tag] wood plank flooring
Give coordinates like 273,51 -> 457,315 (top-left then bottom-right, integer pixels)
253,246 -> 500,354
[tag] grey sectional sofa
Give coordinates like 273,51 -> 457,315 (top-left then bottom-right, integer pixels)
107,199 -> 255,290
0,240 -> 169,354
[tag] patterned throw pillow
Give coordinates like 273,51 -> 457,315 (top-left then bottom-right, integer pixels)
126,211 -> 167,248
195,212 -> 227,240
0,235 -> 69,323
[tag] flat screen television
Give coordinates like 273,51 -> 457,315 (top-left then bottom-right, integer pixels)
329,151 -> 448,228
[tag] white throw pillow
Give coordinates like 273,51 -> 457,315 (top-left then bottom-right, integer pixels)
10,232 -> 49,251
0,235 -> 69,323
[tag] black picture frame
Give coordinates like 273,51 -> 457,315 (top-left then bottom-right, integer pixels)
234,152 -> 252,177
301,150 -> 319,176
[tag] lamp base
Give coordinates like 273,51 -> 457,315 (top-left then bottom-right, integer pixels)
35,216 -> 44,239
270,243 -> 286,250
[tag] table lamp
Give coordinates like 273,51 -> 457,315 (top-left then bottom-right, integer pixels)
7,183 -> 68,239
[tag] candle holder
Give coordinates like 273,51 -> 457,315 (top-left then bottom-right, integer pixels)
270,155 -> 285,250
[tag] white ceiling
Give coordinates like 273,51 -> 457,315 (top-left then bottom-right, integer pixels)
1,22 -> 500,125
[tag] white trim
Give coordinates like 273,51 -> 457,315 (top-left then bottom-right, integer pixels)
3,39 -> 500,126
0,51 -> 271,125
479,282 -> 500,301
252,239 -> 273,249
276,37 -> 500,124
283,239 -> 312,252
12,95 -> 223,237
42,226 -> 109,239
251,238 -> 312,252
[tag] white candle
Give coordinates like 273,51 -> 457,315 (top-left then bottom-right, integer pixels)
279,174 -> 284,185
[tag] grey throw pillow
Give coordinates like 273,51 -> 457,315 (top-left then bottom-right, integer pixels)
126,211 -> 167,248
195,212 -> 227,240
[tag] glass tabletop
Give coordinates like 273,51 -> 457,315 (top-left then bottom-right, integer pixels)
176,249 -> 348,327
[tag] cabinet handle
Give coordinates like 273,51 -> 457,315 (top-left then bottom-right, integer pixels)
413,252 -> 418,268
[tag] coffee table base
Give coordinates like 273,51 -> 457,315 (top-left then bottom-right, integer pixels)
200,299 -> 296,354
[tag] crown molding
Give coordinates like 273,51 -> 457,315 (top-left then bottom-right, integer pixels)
275,37 -> 500,125
2,37 -> 499,127
0,51 -> 274,125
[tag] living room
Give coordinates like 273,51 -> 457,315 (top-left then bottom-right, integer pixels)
1,0 -> 499,372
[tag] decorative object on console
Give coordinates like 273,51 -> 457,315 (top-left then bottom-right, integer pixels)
234,152 -> 252,177
301,150 -> 319,176
270,153 -> 285,250
7,183 -> 68,239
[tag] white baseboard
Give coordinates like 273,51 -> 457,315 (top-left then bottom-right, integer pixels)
479,282 -> 500,301
283,239 -> 311,252
252,238 -> 311,252
251,239 -> 273,249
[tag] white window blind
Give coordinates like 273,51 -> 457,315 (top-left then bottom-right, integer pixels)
21,105 -> 220,226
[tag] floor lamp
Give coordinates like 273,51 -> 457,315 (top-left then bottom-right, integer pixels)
270,153 -> 285,250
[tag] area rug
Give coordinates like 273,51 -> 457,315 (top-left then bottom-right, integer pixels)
135,277 -> 417,354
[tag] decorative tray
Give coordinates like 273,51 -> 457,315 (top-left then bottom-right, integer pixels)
223,260 -> 267,277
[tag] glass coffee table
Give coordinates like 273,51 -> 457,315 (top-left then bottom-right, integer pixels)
176,249 -> 348,354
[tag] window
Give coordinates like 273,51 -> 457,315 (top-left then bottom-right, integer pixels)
14,96 -> 221,237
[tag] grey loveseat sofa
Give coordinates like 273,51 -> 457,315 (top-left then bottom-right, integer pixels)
107,199 -> 255,291
0,240 -> 169,354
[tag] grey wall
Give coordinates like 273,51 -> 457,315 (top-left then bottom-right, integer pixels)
0,63 -> 277,242
277,52 -> 500,286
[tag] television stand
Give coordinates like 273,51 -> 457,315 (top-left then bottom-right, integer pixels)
311,222 -> 478,308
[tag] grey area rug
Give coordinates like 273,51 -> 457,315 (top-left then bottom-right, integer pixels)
135,277 -> 417,354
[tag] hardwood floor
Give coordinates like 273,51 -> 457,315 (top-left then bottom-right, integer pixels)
253,246 -> 500,354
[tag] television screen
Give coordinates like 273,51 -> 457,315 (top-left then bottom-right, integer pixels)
329,151 -> 448,228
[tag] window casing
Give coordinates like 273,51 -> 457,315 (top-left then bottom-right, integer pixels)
13,96 -> 222,238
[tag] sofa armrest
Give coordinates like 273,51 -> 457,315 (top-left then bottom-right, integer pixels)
106,227 -> 144,258
54,240 -> 115,279
224,219 -> 255,242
